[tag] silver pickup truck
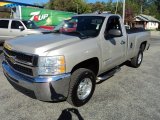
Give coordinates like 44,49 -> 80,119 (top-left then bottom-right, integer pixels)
2,13 -> 150,107
0,19 -> 48,43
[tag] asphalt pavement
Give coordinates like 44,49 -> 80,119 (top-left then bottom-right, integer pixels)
0,37 -> 160,120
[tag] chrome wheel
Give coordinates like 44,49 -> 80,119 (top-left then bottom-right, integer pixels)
77,78 -> 92,100
138,53 -> 142,64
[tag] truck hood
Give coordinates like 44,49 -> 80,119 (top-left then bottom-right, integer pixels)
6,33 -> 80,55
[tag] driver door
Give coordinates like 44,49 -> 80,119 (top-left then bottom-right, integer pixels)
101,16 -> 126,71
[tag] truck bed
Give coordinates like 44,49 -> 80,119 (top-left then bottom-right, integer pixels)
127,30 -> 150,59
126,28 -> 147,34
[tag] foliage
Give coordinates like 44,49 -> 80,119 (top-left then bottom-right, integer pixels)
89,2 -> 107,12
46,0 -> 160,20
48,0 -> 90,14
0,12 -> 10,18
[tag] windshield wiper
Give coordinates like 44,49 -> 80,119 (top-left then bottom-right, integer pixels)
52,30 -> 60,33
42,30 -> 59,34
74,31 -> 95,39
80,35 -> 94,39
74,31 -> 85,37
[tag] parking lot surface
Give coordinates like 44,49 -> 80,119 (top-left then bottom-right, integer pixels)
0,37 -> 160,120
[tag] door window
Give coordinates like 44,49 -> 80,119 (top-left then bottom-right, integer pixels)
11,21 -> 23,29
0,20 -> 9,28
104,16 -> 122,39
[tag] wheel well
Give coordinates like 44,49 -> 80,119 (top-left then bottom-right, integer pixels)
71,57 -> 99,76
140,41 -> 147,52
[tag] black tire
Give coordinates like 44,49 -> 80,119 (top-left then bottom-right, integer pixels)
67,68 -> 96,107
130,50 -> 143,68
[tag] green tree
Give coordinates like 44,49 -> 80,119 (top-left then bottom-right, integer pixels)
48,0 -> 90,14
0,12 -> 10,18
47,0 -> 160,20
89,2 -> 107,12
154,0 -> 160,19
0,7 -> 10,18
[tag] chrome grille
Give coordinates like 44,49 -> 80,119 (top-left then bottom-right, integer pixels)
5,56 -> 33,76
3,48 -> 38,77
3,47 -> 38,66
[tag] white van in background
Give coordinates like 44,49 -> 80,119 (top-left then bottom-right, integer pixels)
0,19 -> 49,43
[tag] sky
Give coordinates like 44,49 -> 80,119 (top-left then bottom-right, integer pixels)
10,0 -> 115,4
10,0 -> 49,4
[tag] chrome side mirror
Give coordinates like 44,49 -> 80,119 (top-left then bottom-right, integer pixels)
19,26 -> 24,31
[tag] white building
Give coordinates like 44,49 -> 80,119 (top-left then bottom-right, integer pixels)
135,14 -> 160,30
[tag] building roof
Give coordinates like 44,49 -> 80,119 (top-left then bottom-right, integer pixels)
135,14 -> 160,23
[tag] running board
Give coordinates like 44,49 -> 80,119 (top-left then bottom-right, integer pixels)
97,66 -> 121,81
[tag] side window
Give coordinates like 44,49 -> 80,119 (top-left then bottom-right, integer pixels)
0,20 -> 9,28
104,16 -> 122,39
11,21 -> 23,29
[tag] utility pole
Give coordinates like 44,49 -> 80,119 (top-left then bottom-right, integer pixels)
76,3 -> 78,14
122,0 -> 125,23
73,2 -> 78,14
141,5 -> 143,14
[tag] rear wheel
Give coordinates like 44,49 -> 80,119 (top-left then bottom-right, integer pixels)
130,50 -> 143,68
67,68 -> 96,107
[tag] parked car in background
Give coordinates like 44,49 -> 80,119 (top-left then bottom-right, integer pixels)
124,25 -> 131,29
39,26 -> 54,31
60,19 -> 77,32
0,18 -> 49,43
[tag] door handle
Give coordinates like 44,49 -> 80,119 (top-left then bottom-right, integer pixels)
120,40 -> 125,45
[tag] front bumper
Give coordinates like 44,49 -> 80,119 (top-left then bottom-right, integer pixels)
2,61 -> 71,101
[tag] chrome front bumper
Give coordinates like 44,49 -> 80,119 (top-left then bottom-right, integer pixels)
2,61 -> 71,101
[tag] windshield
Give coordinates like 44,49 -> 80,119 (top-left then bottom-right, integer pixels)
54,16 -> 105,38
22,20 -> 39,29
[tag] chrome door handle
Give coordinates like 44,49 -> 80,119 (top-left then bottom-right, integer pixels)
120,40 -> 125,45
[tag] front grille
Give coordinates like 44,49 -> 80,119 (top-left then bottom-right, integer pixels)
4,47 -> 38,66
3,47 -> 38,76
6,56 -> 33,76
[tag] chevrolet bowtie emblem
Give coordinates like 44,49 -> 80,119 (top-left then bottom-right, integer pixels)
9,56 -> 16,64
4,43 -> 12,51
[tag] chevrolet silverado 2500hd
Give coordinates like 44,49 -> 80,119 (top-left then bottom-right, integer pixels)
2,14 -> 150,107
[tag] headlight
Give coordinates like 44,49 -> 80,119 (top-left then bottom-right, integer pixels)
63,24 -> 68,28
38,56 -> 66,75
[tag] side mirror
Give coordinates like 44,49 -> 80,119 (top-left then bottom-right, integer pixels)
108,29 -> 122,37
19,26 -> 24,31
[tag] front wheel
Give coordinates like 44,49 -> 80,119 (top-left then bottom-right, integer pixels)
130,50 -> 143,68
67,68 -> 96,107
